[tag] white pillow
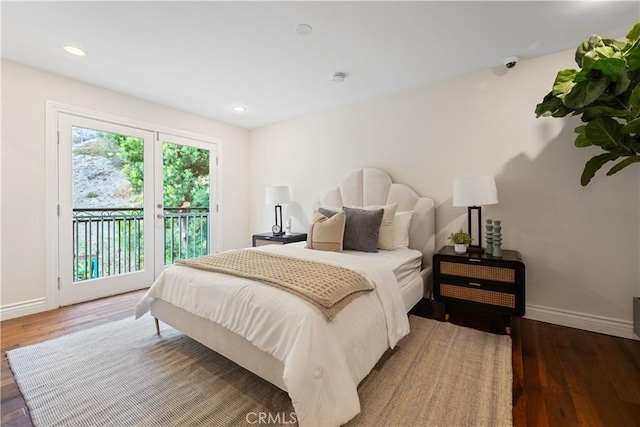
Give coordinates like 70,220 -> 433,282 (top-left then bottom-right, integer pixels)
364,204 -> 398,250
393,211 -> 413,249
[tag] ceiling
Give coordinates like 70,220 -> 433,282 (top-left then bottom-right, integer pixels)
2,1 -> 638,129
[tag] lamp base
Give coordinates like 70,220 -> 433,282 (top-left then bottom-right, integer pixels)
467,245 -> 485,254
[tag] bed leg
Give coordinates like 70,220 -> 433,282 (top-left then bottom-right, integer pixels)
154,317 -> 160,335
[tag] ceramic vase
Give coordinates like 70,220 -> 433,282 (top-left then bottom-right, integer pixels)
485,219 -> 494,255
492,220 -> 502,258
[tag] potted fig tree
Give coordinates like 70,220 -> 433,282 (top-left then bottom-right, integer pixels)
535,23 -> 640,185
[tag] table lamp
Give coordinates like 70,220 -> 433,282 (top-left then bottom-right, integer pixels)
453,176 -> 498,250
265,186 -> 290,236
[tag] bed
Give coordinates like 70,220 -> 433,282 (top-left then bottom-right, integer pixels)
135,168 -> 435,427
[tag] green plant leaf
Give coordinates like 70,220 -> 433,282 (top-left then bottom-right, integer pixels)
563,76 -> 610,109
535,93 -> 573,118
574,125 -> 592,147
621,117 -> 640,134
606,155 -> 640,175
581,106 -> 630,121
581,152 -> 621,186
626,23 -> 640,43
591,58 -> 625,80
575,35 -> 602,68
573,69 -> 590,83
584,116 -> 623,149
596,46 -> 621,59
613,68 -> 631,95
582,51 -> 598,70
627,40 -> 640,70
629,83 -> 640,118
603,39 -> 626,51
552,69 -> 577,96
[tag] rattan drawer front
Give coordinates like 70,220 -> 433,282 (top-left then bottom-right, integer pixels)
440,261 -> 515,283
254,240 -> 284,247
440,283 -> 515,308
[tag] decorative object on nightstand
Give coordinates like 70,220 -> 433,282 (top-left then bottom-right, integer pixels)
448,230 -> 472,254
453,176 -> 498,251
485,219 -> 494,255
433,246 -> 525,335
284,218 -> 292,236
492,220 -> 503,258
265,186 -> 290,236
252,232 -> 307,247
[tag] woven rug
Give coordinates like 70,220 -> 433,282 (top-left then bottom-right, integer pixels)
7,315 -> 512,427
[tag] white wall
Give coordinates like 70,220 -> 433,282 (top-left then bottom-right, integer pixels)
1,60 -> 251,309
250,49 -> 640,339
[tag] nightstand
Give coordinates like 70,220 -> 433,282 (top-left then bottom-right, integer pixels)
433,246 -> 525,334
252,232 -> 307,247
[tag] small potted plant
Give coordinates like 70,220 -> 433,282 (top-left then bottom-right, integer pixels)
448,230 -> 472,254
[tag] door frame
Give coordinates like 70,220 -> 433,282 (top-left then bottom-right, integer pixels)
45,101 -> 222,309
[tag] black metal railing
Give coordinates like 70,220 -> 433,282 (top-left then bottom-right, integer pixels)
72,207 -> 209,282
162,207 -> 209,265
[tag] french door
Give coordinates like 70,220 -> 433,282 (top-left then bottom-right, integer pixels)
57,114 -> 217,306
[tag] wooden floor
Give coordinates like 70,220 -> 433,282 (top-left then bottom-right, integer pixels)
1,292 -> 639,427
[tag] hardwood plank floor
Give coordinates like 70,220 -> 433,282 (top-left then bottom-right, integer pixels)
1,292 -> 639,426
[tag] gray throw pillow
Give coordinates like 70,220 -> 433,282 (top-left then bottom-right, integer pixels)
318,206 -> 338,218
342,207 -> 384,252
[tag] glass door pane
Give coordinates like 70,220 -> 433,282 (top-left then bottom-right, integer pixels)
155,133 -> 217,273
72,127 -> 145,281
162,142 -> 210,264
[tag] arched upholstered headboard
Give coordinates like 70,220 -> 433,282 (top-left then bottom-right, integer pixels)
319,168 -> 435,268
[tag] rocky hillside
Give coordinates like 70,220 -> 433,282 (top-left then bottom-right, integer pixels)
72,139 -> 139,210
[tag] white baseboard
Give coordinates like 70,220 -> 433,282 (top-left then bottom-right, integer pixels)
525,304 -> 639,341
0,298 -> 47,321
1,297 -> 637,340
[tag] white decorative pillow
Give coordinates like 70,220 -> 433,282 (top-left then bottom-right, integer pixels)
364,204 -> 398,250
393,211 -> 413,249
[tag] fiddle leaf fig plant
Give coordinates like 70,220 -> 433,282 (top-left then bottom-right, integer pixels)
535,23 -> 640,185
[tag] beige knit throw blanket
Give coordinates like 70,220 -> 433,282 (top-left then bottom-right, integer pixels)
175,249 -> 373,321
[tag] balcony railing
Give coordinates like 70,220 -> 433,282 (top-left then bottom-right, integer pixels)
73,207 -> 209,282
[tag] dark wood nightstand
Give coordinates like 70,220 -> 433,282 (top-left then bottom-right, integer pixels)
252,232 -> 307,247
433,246 -> 525,334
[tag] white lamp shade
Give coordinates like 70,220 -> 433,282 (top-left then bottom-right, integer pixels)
265,186 -> 290,205
453,176 -> 498,207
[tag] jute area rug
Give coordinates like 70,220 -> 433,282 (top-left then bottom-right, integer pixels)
7,315 -> 512,427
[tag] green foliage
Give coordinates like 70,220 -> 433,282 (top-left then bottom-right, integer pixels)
98,133 -> 210,208
163,215 -> 208,265
535,23 -> 640,185
161,142 -> 210,208
100,133 -> 145,197
87,191 -> 99,198
448,230 -> 472,245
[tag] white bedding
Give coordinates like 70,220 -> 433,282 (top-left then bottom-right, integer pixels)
284,241 -> 423,285
135,244 -> 410,427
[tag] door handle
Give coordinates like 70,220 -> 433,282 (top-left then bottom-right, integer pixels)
157,214 -> 164,219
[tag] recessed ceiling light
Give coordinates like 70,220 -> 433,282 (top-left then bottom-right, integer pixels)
231,106 -> 247,113
63,46 -> 86,56
295,24 -> 313,36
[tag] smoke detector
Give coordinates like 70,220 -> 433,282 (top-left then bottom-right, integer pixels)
332,72 -> 346,83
